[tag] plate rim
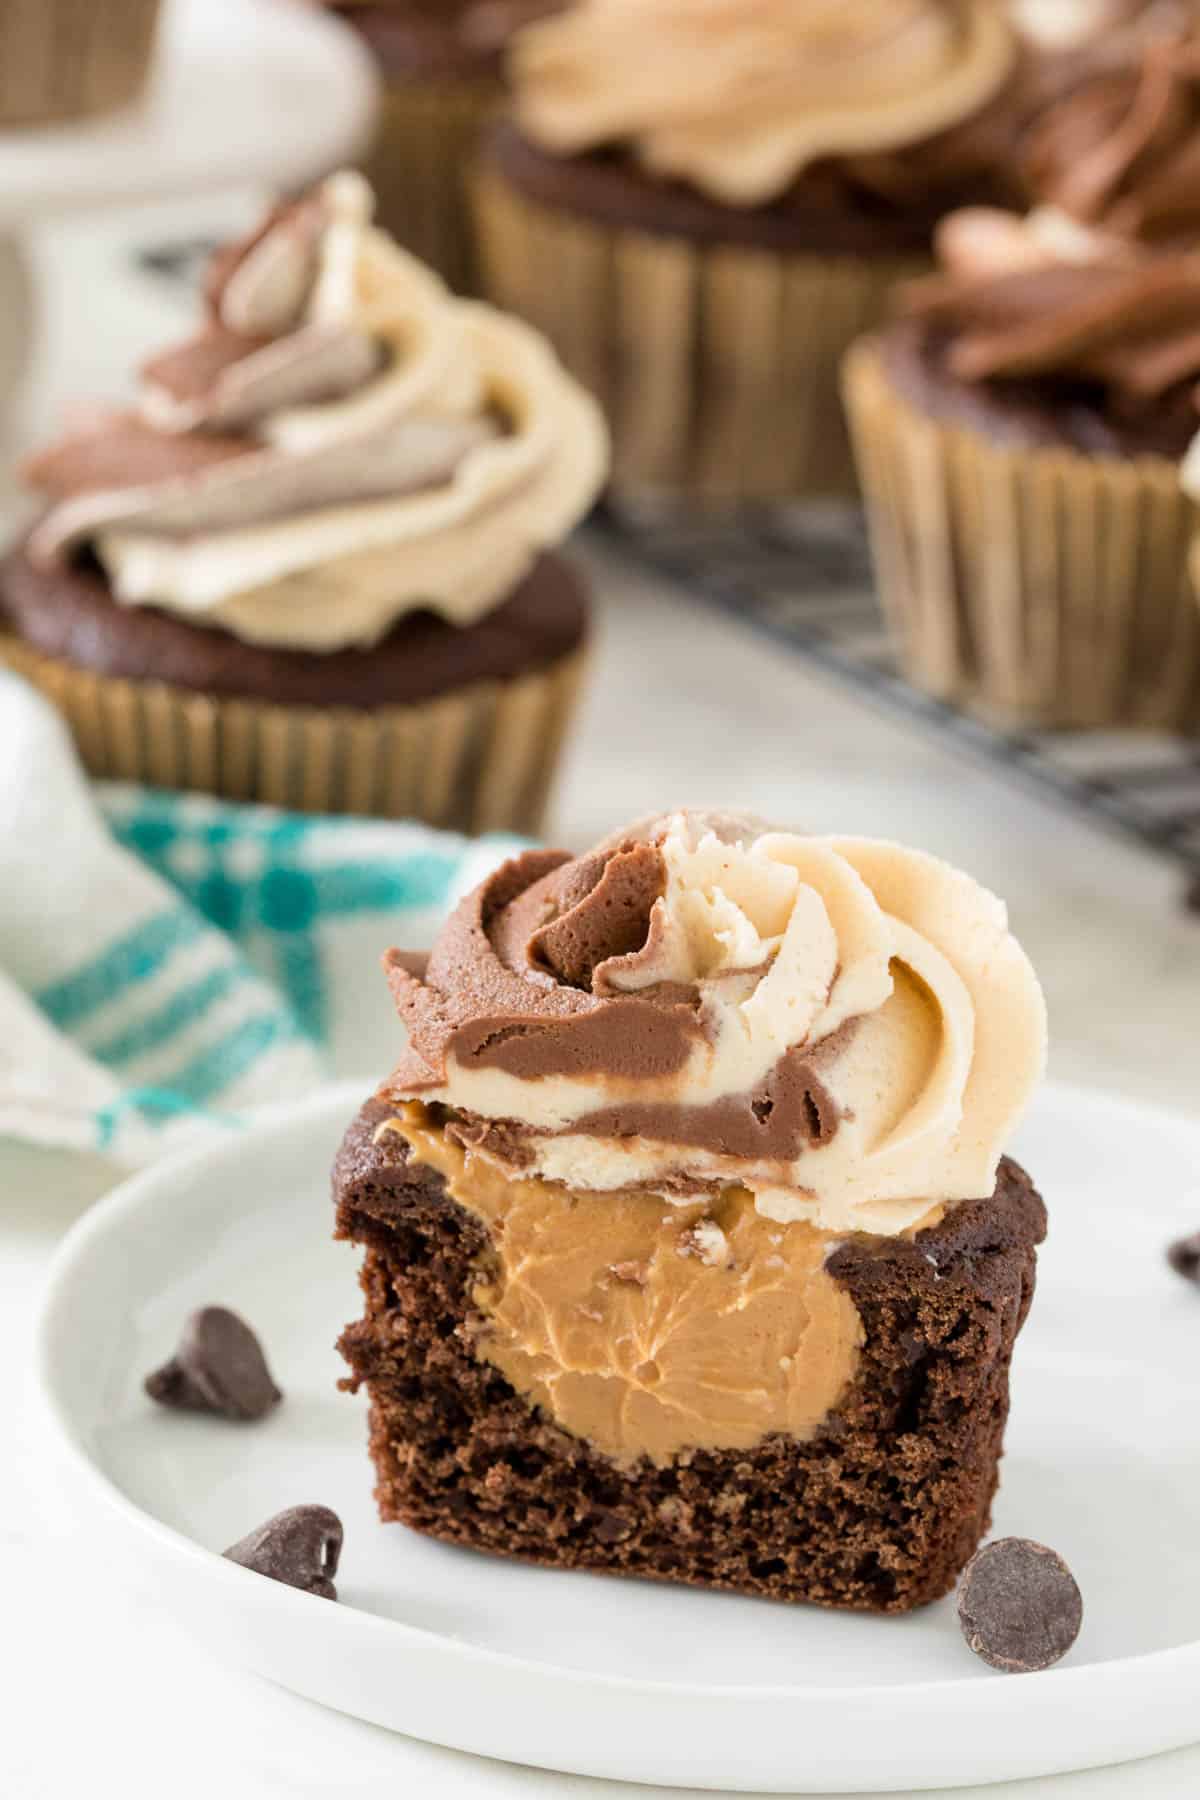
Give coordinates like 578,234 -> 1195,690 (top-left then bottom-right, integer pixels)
34,1075 -> 1200,1711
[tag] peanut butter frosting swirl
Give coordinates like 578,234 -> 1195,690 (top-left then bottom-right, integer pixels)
22,173 -> 608,653
903,204 -> 1200,413
1021,27 -> 1200,245
511,0 -> 1017,207
384,810 -> 1046,1234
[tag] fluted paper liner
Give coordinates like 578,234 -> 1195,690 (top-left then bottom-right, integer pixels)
0,0 -> 161,127
472,164 -> 929,505
359,76 -> 500,298
0,635 -> 586,833
843,339 -> 1200,732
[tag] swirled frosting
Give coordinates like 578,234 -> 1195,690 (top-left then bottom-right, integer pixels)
1021,27 -> 1200,244
901,203 -> 1200,417
21,173 -> 608,652
510,0 -> 1018,207
383,810 -> 1046,1235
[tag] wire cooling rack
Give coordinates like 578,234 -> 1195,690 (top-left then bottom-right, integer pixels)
132,237 -> 1200,905
601,500 -> 1200,907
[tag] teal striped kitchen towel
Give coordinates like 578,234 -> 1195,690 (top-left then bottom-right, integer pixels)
0,672 -> 521,1164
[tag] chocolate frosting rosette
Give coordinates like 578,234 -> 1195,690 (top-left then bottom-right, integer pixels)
1,174 -> 608,826
1020,23 -> 1200,244
471,0 -> 1031,504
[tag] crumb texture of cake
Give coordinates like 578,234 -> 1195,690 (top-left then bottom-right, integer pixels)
335,1097 -> 1046,1613
336,809 -> 1049,1612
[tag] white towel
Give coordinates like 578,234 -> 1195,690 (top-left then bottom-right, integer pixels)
0,672 -> 519,1163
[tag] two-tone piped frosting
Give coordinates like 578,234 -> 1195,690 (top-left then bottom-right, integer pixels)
21,173 -> 608,652
510,0 -> 1018,207
383,810 -> 1047,1235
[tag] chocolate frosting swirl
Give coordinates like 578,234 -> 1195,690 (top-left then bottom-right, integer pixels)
384,810 -> 1046,1235
1022,28 -> 1200,244
387,836 -> 706,1086
902,204 -> 1200,420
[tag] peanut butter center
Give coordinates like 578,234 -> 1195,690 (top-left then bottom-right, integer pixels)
384,1106 -> 865,1469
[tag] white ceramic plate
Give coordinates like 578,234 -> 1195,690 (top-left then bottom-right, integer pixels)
37,1080 -> 1200,1794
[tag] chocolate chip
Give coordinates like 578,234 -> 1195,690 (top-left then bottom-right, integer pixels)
590,1507 -> 633,1544
1167,1231 -> 1200,1284
145,1306 -> 282,1421
957,1538 -> 1082,1673
223,1505 -> 342,1600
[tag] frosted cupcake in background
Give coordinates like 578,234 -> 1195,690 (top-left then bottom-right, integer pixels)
0,0 -> 162,126
326,2 -> 561,292
471,0 -> 1034,506
844,45 -> 1200,732
846,221 -> 1200,729
1,173 -> 608,830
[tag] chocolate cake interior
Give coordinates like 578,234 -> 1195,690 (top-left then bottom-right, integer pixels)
336,1096 -> 1046,1614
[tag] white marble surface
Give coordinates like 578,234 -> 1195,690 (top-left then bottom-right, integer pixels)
5,193 -> 1200,1800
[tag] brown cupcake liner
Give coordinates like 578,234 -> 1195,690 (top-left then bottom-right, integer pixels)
843,338 -> 1200,733
0,0 -> 161,127
0,633 -> 587,833
472,164 -> 929,505
358,75 -> 500,296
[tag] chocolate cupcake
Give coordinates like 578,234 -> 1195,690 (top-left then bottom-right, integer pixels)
470,1 -> 1037,505
3,173 -> 608,828
327,2 -> 560,292
0,0 -> 162,127
845,32 -> 1200,730
336,809 -> 1048,1613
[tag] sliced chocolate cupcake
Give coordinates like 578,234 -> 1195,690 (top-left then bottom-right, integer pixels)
335,809 -> 1048,1612
3,173 -> 608,828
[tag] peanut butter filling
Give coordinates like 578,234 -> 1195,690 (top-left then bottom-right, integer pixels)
382,1105 -> 865,1470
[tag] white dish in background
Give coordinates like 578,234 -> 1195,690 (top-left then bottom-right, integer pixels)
37,1080 -> 1200,1794
0,0 -> 377,222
